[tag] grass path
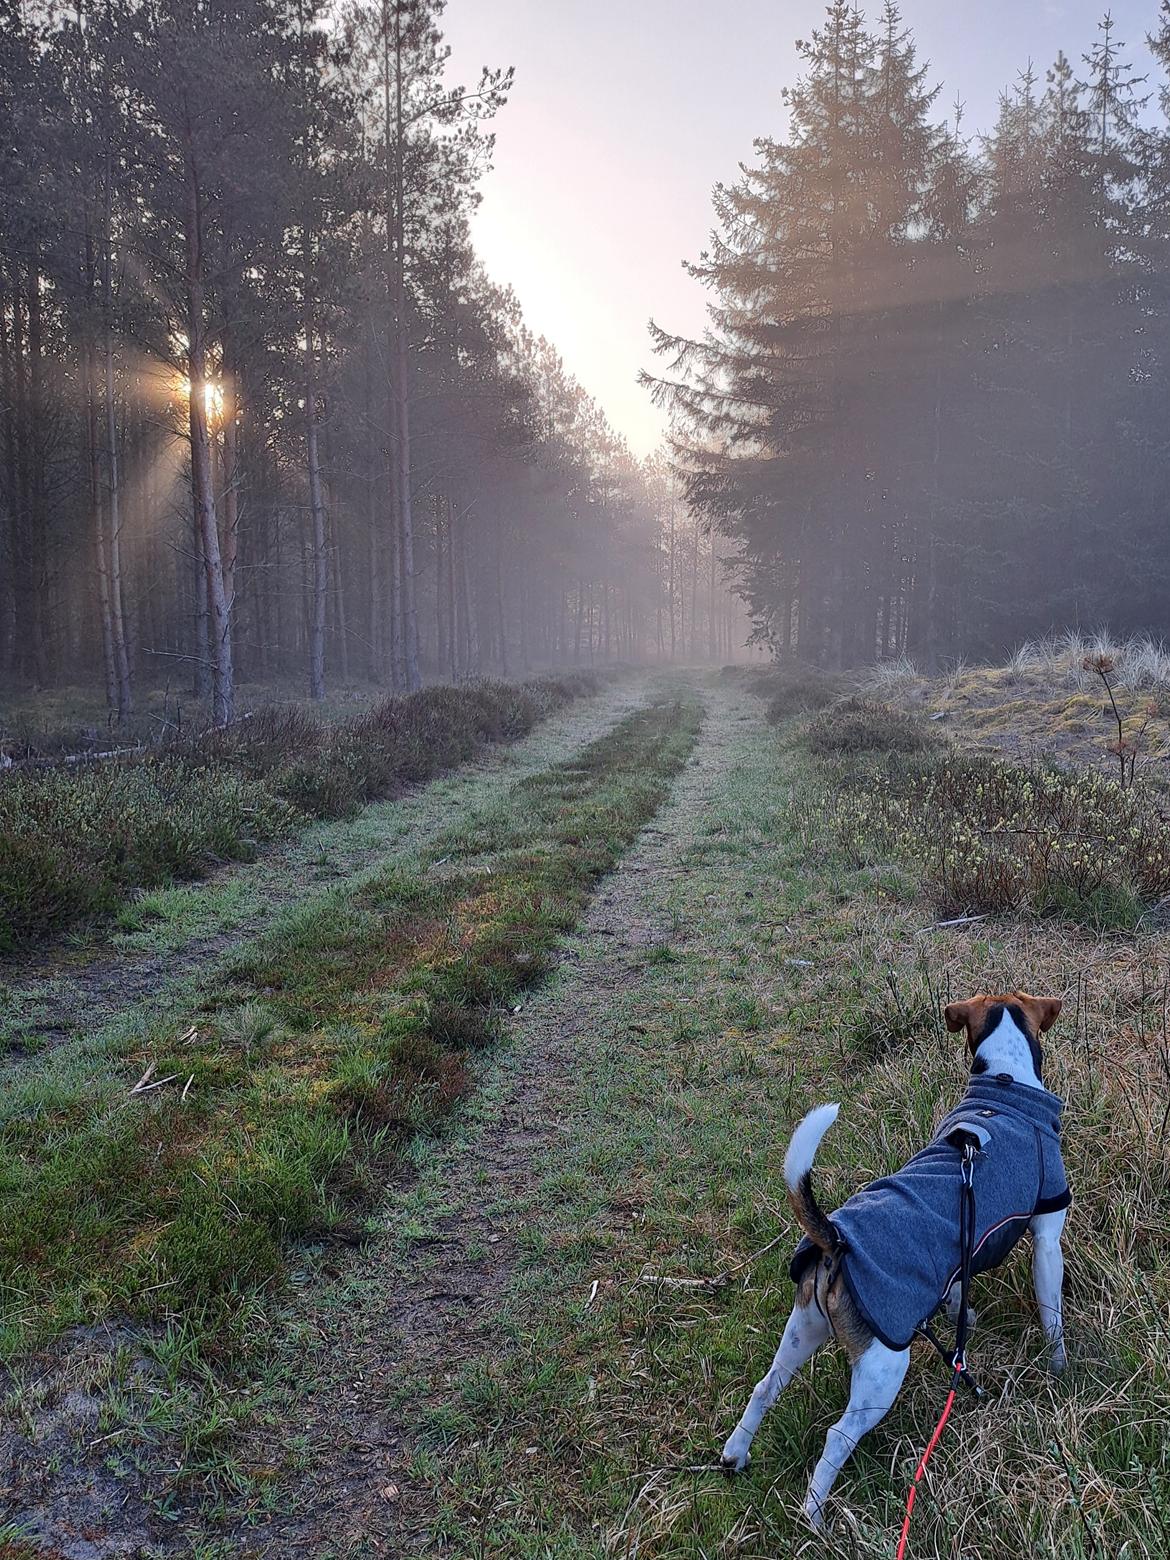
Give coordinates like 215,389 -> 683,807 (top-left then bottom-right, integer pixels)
205,672 -> 749,1554
5,674 -> 1165,1558
0,676 -> 651,1053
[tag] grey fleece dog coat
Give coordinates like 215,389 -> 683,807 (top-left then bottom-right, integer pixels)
791,1075 -> 1071,1351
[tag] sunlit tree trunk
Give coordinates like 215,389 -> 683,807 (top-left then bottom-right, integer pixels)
184,140 -> 233,725
219,342 -> 240,674
101,185 -> 131,718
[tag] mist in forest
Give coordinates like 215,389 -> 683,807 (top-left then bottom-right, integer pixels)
2,0 -> 1169,729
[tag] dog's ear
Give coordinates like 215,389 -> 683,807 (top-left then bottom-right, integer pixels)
1015,993 -> 1062,1033
943,998 -> 980,1034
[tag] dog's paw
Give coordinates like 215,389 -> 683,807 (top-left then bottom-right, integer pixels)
720,1429 -> 752,1472
803,1495 -> 827,1532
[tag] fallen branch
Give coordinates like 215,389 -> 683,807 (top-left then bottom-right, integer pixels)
916,913 -> 989,935
9,743 -> 145,769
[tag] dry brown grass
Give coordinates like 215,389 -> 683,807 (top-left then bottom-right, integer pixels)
871,636 -> 1170,778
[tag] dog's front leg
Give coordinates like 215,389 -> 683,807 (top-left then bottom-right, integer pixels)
804,1340 -> 909,1530
721,1300 -> 829,1472
1030,1208 -> 1068,1374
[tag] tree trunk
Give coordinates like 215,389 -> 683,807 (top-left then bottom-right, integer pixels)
304,309 -> 328,701
220,344 -> 241,674
494,515 -> 508,676
184,143 -> 233,725
101,200 -> 132,718
668,497 -> 677,661
85,332 -> 117,711
458,505 -> 479,673
708,532 -> 717,662
383,0 -> 419,690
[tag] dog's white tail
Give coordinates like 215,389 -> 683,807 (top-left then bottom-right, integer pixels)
784,1103 -> 841,1255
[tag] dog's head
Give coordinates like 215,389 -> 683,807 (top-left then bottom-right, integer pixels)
943,990 -> 1061,1073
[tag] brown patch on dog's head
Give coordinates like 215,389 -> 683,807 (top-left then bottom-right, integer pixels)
943,990 -> 1062,1055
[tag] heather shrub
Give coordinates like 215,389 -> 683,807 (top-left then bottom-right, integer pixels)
761,664 -> 843,723
0,763 -> 292,947
0,671 -> 610,945
805,696 -> 944,755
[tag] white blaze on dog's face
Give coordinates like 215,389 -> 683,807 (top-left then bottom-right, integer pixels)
942,992 -> 1060,1067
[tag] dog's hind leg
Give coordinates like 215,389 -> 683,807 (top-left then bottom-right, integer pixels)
1030,1208 -> 1067,1374
944,1279 -> 977,1333
803,1339 -> 909,1530
720,1300 -> 830,1472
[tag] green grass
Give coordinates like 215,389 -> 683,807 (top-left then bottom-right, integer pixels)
0,689 -> 702,1363
369,685 -> 1170,1559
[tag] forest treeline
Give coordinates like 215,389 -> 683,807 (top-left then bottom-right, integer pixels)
0,0 -> 741,727
650,1 -> 1170,669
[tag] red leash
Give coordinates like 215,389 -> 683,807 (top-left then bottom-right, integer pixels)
893,1366 -> 961,1560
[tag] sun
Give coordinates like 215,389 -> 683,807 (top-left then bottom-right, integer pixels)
176,374 -> 225,425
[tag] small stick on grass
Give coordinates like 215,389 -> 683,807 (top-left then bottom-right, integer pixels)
638,1233 -> 785,1292
130,1074 -> 179,1096
129,1063 -> 156,1094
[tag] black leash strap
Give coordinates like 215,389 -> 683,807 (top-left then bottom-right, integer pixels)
914,1137 -> 987,1399
955,1141 -> 976,1367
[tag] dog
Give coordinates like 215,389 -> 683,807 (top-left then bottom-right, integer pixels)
720,991 -> 1070,1529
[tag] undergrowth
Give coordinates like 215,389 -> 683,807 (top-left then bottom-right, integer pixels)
805,695 -> 946,755
801,748 -> 1170,927
0,690 -> 701,1362
728,660 -> 843,723
0,671 -> 612,949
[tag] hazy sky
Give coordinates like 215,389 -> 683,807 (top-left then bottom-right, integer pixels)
444,1 -> 1159,458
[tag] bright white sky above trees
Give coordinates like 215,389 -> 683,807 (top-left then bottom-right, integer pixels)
445,0 -> 1156,457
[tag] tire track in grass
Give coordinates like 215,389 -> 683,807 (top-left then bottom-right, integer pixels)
202,674 -> 738,1557
0,678 -> 702,1558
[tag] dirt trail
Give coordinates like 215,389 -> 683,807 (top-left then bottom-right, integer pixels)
235,674 -> 750,1556
0,678 -> 650,1050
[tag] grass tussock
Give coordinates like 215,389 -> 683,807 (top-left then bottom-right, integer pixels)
0,691 -> 701,1361
1008,630 -> 1170,693
805,695 -> 946,756
0,671 -> 612,950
